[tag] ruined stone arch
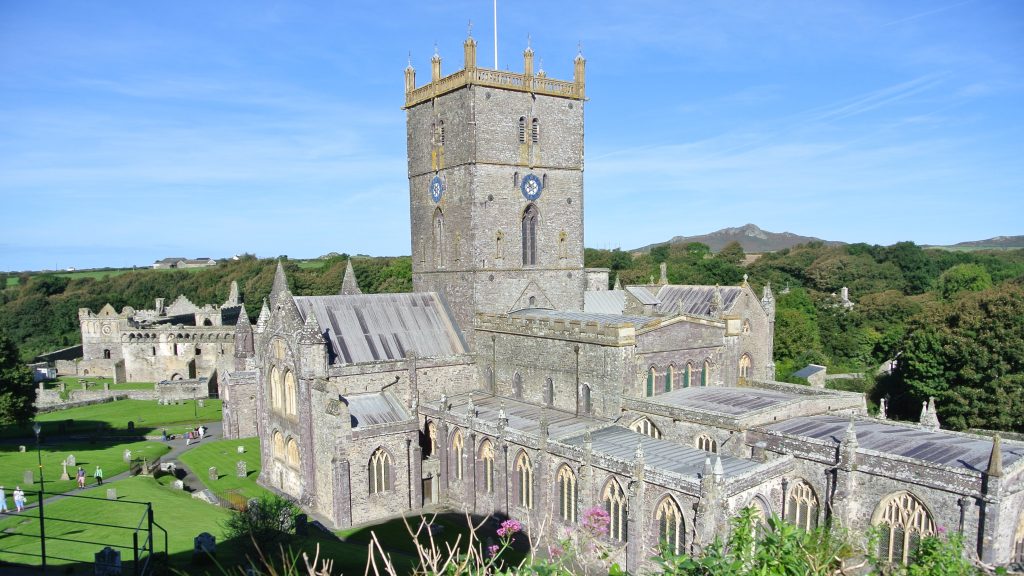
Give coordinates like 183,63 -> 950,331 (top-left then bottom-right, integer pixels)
739,353 -> 753,380
556,464 -> 577,524
514,450 -> 533,509
285,437 -> 299,469
269,366 -> 282,412
871,491 -> 935,565
284,370 -> 297,417
630,417 -> 662,439
654,494 -> 685,555
602,477 -> 628,542
272,430 -> 284,460
369,446 -> 393,494
784,478 -> 819,530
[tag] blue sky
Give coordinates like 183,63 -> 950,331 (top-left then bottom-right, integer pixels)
1,1 -> 1022,271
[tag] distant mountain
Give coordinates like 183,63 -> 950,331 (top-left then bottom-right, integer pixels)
634,224 -> 843,254
934,235 -> 1024,250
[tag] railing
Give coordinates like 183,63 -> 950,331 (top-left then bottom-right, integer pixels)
405,67 -> 582,108
0,490 -> 164,574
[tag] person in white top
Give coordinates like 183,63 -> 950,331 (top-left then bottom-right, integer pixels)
12,486 -> 25,512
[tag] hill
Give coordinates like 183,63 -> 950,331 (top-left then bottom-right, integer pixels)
634,223 -> 843,254
927,235 -> 1024,251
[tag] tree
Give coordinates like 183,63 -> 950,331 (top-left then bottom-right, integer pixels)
0,331 -> 35,426
937,263 -> 992,300
715,241 -> 745,265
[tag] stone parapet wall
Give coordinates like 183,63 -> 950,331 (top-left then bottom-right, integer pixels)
476,313 -> 635,346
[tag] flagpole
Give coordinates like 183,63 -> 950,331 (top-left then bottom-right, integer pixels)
493,0 -> 498,69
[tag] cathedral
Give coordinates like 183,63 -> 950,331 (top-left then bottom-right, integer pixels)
221,34 -> 1024,571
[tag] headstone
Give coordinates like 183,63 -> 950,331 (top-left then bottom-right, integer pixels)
127,421 -> 135,432
24,470 -> 33,485
81,380 -> 87,390
103,383 -> 110,391
18,445 -> 26,453
173,480 -> 185,490
198,399 -> 205,408
106,488 -> 117,500
67,454 -> 76,467
295,513 -> 308,536
236,460 -> 247,478
60,461 -> 70,481
123,449 -> 132,463
39,382 -> 45,391
193,532 -> 216,561
59,382 -> 66,392
208,467 -> 218,481
94,546 -> 122,576
237,445 -> 245,454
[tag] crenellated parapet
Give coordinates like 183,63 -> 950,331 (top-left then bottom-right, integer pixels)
475,312 -> 636,346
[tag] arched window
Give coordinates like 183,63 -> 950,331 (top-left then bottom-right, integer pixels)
696,435 -> 717,453
531,118 -> 539,143
603,479 -> 628,542
656,497 -> 684,555
874,492 -> 935,565
517,116 -> 526,143
479,439 -> 494,493
785,479 -> 819,530
270,366 -> 282,411
581,384 -> 592,415
433,208 -> 445,268
748,497 -> 770,535
286,438 -> 299,468
666,365 -> 674,392
647,367 -> 656,397
701,359 -> 710,387
630,418 -> 662,439
739,354 -> 752,380
273,431 -> 284,460
284,371 -> 297,417
451,429 -> 465,480
522,204 -> 538,265
203,318 -> 213,326
515,451 -> 533,508
103,349 -> 111,359
684,363 -> 692,388
557,465 -> 577,524
369,448 -> 392,494
544,378 -> 554,406
425,421 -> 437,459
512,372 -> 523,399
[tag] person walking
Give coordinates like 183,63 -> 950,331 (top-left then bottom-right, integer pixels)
94,466 -> 104,486
0,485 -> 8,513
185,430 -> 192,446
13,486 -> 25,512
198,425 -> 205,440
76,466 -> 86,489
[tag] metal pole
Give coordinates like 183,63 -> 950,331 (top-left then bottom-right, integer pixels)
34,423 -> 46,573
133,531 -> 139,576
493,0 -> 498,69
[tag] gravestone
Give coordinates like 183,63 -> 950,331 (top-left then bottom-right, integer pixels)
123,449 -> 132,463
193,532 -> 216,561
295,513 -> 308,536
23,470 -> 33,485
80,380 -> 87,390
208,467 -> 218,481
18,445 -> 25,453
106,488 -> 117,500
198,399 -> 205,408
60,461 -> 70,481
59,382 -> 66,392
237,446 -> 245,454
38,382 -> 45,391
173,480 -> 184,490
103,383 -> 110,391
127,421 -> 135,432
236,460 -> 247,478
67,454 -> 76,467
94,546 -> 122,576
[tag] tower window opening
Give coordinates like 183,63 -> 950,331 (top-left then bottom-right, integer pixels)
531,118 -> 540,143
522,204 -> 538,265
518,116 -> 527,143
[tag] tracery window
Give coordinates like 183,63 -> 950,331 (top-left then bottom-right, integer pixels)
656,497 -> 684,555
369,448 -> 391,494
739,354 -> 752,380
696,435 -> 717,453
522,204 -> 539,266
557,465 -> 577,524
286,438 -> 299,469
479,439 -> 494,493
451,429 -> 465,480
630,418 -> 662,439
603,479 -> 628,542
515,451 -> 533,508
284,371 -> 297,416
785,480 -> 819,530
874,492 -> 935,565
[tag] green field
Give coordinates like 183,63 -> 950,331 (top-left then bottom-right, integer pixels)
1,399 -> 222,440
0,440 -> 170,506
177,437 -> 270,503
4,265 -> 208,288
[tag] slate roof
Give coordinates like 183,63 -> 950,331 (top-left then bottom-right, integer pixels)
766,415 -> 1024,472
561,425 -> 761,478
509,308 -> 656,327
294,293 -> 468,364
625,286 -> 661,305
651,386 -> 800,416
654,285 -> 742,316
447,394 -> 605,441
793,364 -> 827,379
345,392 -> 411,429
584,290 -> 626,315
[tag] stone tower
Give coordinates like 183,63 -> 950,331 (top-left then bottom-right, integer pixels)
405,34 -> 588,342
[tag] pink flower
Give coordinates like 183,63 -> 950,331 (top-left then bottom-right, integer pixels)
581,506 -> 610,538
547,544 -> 564,559
937,525 -> 947,535
487,544 -> 499,556
497,518 -> 522,538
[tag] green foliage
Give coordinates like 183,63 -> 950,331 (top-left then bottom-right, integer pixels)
223,494 -> 299,554
937,263 -> 992,299
0,330 -> 34,425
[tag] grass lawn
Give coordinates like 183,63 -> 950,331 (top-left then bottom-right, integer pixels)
1,399 -> 222,440
0,440 -> 170,506
177,437 -> 271,503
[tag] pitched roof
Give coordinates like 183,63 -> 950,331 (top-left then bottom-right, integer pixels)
584,290 -> 626,314
293,292 -> 468,364
625,286 -> 660,305
345,392 -> 411,428
655,285 -> 742,316
509,308 -> 655,327
653,386 -> 801,416
793,364 -> 827,378
340,260 -> 362,295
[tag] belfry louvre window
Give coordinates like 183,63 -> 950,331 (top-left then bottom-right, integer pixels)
369,448 -> 391,494
531,118 -> 540,143
874,492 -> 935,565
603,480 -> 628,542
518,116 -> 527,143
656,498 -> 684,555
522,204 -> 539,265
557,465 -> 577,523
